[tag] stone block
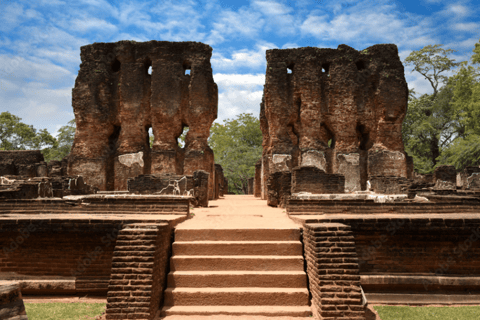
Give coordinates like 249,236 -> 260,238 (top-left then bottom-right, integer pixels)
292,166 -> 345,194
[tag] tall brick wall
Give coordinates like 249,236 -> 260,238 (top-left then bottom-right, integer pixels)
106,223 -> 171,320
303,223 -> 365,320
0,220 -> 123,295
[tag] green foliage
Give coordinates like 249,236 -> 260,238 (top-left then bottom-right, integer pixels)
0,112 -> 57,156
439,134 -> 480,170
374,305 -> 480,320
209,113 -> 262,194
25,302 -> 105,320
472,38 -> 480,65
404,44 -> 460,97
402,86 -> 457,173
45,119 -> 76,162
403,44 -> 461,172
0,112 -> 76,162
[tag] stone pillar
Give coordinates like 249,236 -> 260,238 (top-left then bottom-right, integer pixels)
254,159 -> 262,197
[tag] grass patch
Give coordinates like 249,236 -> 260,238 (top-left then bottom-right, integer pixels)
375,305 -> 480,320
25,302 -> 106,320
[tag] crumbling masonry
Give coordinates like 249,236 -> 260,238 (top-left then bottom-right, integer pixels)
260,44 -> 413,200
68,41 -> 218,198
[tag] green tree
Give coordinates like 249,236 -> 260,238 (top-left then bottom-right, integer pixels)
209,113 -> 262,194
0,112 -> 56,153
403,44 -> 461,172
45,119 -> 76,162
437,40 -> 480,170
472,38 -> 480,65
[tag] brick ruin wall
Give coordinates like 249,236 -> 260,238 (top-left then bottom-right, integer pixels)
68,41 -> 218,199
305,216 -> 480,295
260,44 -> 411,200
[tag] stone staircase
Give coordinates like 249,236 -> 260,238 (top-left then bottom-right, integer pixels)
161,228 -> 312,317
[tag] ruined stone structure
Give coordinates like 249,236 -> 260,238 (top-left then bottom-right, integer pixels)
260,44 -> 411,200
0,151 -> 95,199
68,41 -> 218,199
0,282 -> 28,320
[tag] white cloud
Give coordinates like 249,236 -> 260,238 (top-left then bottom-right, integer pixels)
70,18 -> 118,33
447,4 -> 470,17
208,8 -> 265,44
252,0 -> 293,16
217,89 -> 263,122
453,22 -> 479,32
212,43 -> 275,72
214,73 -> 265,122
300,4 -> 437,49
0,3 -> 25,32
282,42 -> 300,49
214,73 -> 265,91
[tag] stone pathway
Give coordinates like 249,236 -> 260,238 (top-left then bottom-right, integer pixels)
160,195 -> 314,319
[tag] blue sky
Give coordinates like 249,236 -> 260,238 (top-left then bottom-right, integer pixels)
0,0 -> 479,136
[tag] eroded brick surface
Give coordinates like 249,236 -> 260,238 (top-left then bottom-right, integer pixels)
68,41 -> 218,196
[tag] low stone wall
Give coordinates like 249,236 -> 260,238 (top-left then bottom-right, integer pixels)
106,223 -> 172,320
128,173 -> 208,207
0,196 -> 191,215
302,216 -> 480,296
369,176 -> 409,194
292,166 -> 345,194
287,199 -> 480,215
0,282 -> 28,320
0,220 -> 124,295
303,223 -> 365,319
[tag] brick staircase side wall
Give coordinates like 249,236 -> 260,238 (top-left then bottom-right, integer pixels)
303,223 -> 365,320
106,224 -> 172,320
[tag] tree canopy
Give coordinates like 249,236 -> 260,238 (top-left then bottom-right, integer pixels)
403,39 -> 480,173
0,111 -> 75,162
208,113 -> 262,194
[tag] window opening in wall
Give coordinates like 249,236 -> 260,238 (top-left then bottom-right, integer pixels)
321,63 -> 330,76
106,125 -> 121,191
356,61 -> 365,71
148,127 -> 154,148
145,58 -> 152,76
287,63 -> 294,74
183,61 -> 192,76
112,59 -> 121,73
178,126 -> 189,148
356,124 -> 371,150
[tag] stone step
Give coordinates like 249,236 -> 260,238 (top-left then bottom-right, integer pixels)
119,229 -> 158,236
170,255 -> 304,271
116,234 -> 157,241
160,305 -> 312,317
164,287 -> 310,306
175,228 -> 300,241
167,271 -> 307,288
172,241 -> 302,256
